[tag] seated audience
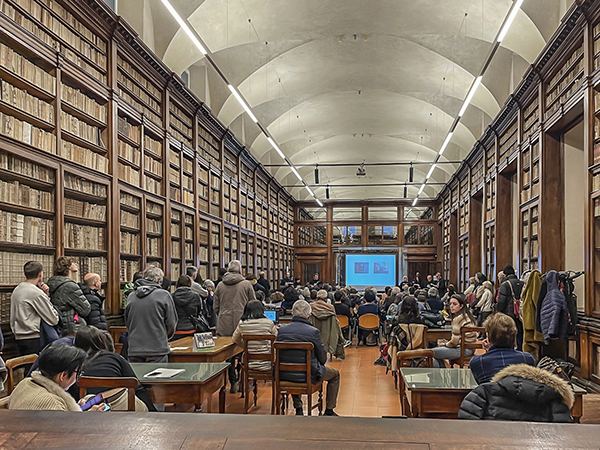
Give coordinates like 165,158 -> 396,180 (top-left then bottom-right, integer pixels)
474,281 -> 494,326
232,300 -> 278,371
432,294 -> 477,368
441,283 -> 456,305
257,271 -> 271,298
48,257 -> 91,336
276,300 -> 340,416
75,326 -> 155,411
459,363 -> 573,422
268,291 -> 284,308
396,296 -> 424,325
469,313 -> 534,384
171,275 -> 203,338
333,291 -> 352,320
282,286 -> 299,311
9,344 -> 87,411
310,289 -> 318,302
357,290 -> 379,316
426,287 -> 444,312
311,290 -> 335,313
80,273 -> 107,331
10,261 -> 60,356
416,291 -> 428,311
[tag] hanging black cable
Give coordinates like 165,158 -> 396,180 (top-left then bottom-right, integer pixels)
409,163 -> 414,182
314,165 -> 319,184
403,183 -> 407,198
326,185 -> 330,199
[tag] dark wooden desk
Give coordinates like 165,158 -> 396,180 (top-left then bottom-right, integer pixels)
279,315 -> 293,324
131,362 -> 229,413
0,411 -> 599,449
168,336 -> 241,363
424,325 -> 452,344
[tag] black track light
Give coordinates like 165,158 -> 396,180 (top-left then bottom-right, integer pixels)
409,163 -> 414,183
326,185 -> 330,199
403,183 -> 407,199
314,165 -> 319,184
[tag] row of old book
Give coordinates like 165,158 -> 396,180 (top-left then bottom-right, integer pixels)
117,140 -> 140,166
144,135 -> 161,156
146,236 -> 162,257
64,173 -> 107,197
117,55 -> 161,99
62,84 -> 106,123
146,177 -> 161,196
117,116 -> 140,142
64,222 -> 105,250
1,79 -> 54,123
118,162 -> 140,186
0,250 -> 54,284
120,210 -> 140,229
117,69 -> 160,112
0,149 -> 54,182
170,240 -> 180,259
0,179 -> 53,211
0,42 -> 55,94
61,111 -> 104,146
0,210 -> 54,245
64,197 -> 106,222
170,124 -> 192,147
144,154 -> 162,177
69,255 -> 109,283
120,259 -> 140,284
117,87 -> 161,125
146,218 -> 162,234
119,192 -> 140,210
120,231 -> 139,254
60,140 -> 108,173
1,111 -> 56,153
0,0 -> 58,51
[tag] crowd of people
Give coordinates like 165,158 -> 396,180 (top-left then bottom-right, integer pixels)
1,257 -> 577,422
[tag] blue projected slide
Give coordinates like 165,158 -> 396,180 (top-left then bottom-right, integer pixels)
345,254 -> 396,290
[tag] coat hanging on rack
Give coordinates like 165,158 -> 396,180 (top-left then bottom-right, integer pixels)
521,269 -> 542,354
538,270 -> 569,344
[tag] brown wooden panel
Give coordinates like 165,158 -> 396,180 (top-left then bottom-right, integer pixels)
468,196 -> 482,275
496,173 -> 514,271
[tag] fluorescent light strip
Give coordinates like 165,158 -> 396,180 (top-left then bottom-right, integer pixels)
160,0 -> 207,55
418,184 -> 426,195
228,85 -> 258,123
316,198 -> 324,207
497,0 -> 524,43
305,185 -> 315,197
439,132 -> 453,156
412,198 -> 418,207
290,166 -> 303,181
267,137 -> 286,159
426,164 -> 437,180
458,76 -> 483,117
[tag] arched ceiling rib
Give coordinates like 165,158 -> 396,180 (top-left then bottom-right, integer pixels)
141,0 -> 567,201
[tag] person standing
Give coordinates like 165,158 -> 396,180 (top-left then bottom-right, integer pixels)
497,264 -> 524,350
186,266 -> 208,299
125,266 -> 178,363
48,257 -> 90,337
257,271 -> 271,297
80,273 -> 107,331
213,260 -> 256,393
10,261 -> 60,356
171,275 -> 203,339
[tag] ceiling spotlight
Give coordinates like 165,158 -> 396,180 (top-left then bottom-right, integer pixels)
314,165 -> 319,184
409,163 -> 414,182
356,162 -> 367,177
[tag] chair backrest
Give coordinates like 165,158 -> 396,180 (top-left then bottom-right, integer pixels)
78,376 -> 138,411
0,394 -> 9,409
242,334 -> 276,372
108,326 -> 128,354
5,354 -> 38,394
274,342 -> 313,386
336,315 -> 349,329
397,349 -> 435,368
397,323 -> 428,350
358,313 -> 379,330
459,326 -> 485,366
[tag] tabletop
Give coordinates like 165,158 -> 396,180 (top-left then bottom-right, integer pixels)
0,411 -> 599,449
400,367 -> 478,390
169,336 -> 235,354
131,362 -> 230,383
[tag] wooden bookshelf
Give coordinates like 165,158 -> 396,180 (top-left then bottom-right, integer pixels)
210,170 -> 220,217
520,204 -> 539,272
198,161 -> 209,213
184,212 -> 194,267
211,222 -> 221,279
498,118 -> 517,163
545,40 -> 584,119
521,140 -> 540,205
522,95 -> 539,142
119,191 -> 141,292
146,200 -> 163,269
198,217 -> 209,280
198,123 -> 220,166
169,100 -> 192,149
143,132 -> 163,196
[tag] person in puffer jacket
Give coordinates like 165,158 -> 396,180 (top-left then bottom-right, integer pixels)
48,257 -> 90,336
79,273 -> 107,331
540,270 -> 569,344
458,363 -> 573,423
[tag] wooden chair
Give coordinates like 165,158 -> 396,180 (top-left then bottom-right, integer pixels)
356,313 -> 380,348
108,326 -> 128,355
274,342 -> 323,416
396,349 -> 434,417
0,395 -> 9,409
458,326 -> 486,367
336,314 -> 352,344
241,334 -> 276,414
78,376 -> 139,411
5,354 -> 38,394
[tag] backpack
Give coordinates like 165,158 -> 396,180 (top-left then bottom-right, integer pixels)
421,311 -> 445,328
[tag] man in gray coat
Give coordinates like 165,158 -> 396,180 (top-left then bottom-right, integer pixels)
125,266 -> 178,363
213,260 -> 255,392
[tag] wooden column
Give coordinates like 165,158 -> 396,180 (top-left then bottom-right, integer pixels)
449,212 -> 459,288
495,174 -> 514,271
468,196 -> 483,275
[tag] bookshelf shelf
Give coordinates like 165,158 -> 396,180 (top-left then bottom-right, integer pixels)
0,168 -> 54,189
63,188 -> 106,203
61,99 -> 106,130
0,62 -> 54,102
64,215 -> 106,227
0,200 -> 54,218
0,99 -> 54,131
61,130 -> 107,154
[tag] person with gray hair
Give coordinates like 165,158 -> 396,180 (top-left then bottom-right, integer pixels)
311,289 -> 335,313
213,260 -> 256,393
124,265 -> 177,363
426,286 -> 444,313
276,300 -> 341,416
186,265 -> 208,299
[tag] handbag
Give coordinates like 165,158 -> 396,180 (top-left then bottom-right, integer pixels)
189,314 -> 210,333
507,281 -> 521,320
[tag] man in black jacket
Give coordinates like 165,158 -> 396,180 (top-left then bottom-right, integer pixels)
257,271 -> 271,297
496,264 -> 524,350
276,300 -> 340,416
80,273 -> 107,331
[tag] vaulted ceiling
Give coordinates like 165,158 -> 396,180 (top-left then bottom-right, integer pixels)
121,0 -> 574,203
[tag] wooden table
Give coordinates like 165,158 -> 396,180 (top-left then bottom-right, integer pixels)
1,411 -> 599,449
131,362 -> 229,413
279,315 -> 293,324
400,367 -> 586,422
424,325 -> 452,344
168,336 -> 241,363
